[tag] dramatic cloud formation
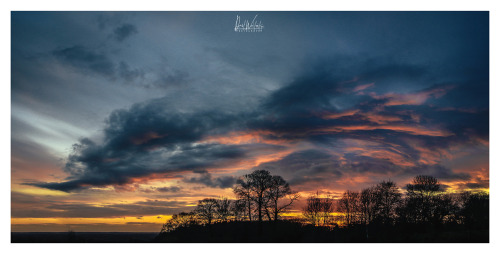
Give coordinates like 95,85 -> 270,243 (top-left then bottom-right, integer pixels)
32,58 -> 487,192
11,11 -> 488,231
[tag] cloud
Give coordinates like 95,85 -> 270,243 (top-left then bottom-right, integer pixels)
113,23 -> 138,42
156,186 -> 182,192
118,61 -> 144,81
29,97 -> 262,191
53,45 -> 115,78
52,45 -> 165,85
464,182 -> 489,189
31,57 -> 487,193
369,84 -> 454,106
183,172 -> 237,189
353,83 -> 374,92
11,192 -> 191,218
254,148 -> 471,191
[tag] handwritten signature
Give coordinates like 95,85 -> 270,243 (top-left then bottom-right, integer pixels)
235,15 -> 264,32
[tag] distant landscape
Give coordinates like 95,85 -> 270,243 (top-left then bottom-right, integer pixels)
12,171 -> 489,243
11,11 -> 489,243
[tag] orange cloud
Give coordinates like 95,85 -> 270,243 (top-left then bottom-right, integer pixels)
361,113 -> 403,124
353,82 -> 374,92
203,149 -> 296,175
322,109 -> 360,120
370,86 -> 452,106
344,147 -> 414,167
201,130 -> 288,146
317,124 -> 452,137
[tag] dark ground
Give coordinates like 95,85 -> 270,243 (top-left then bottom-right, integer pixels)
11,221 -> 488,243
154,221 -> 489,243
11,232 -> 158,243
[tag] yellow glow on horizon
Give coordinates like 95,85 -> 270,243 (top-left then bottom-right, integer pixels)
11,215 -> 173,225
12,188 -> 70,197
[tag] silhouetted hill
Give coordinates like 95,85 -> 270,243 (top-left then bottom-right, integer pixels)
154,221 -> 488,243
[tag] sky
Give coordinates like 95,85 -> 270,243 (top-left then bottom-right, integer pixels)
11,11 -> 489,232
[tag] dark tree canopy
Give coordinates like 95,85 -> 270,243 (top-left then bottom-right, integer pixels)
233,170 -> 297,222
303,192 -> 334,226
406,175 -> 441,197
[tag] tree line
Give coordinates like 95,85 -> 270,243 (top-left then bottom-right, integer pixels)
161,170 -> 299,233
161,172 -> 488,234
303,175 -> 489,230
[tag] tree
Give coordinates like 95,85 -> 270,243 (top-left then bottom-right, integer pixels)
337,190 -> 360,226
194,198 -> 218,225
231,199 -> 248,221
430,193 -> 458,224
248,170 -> 273,222
406,175 -> 441,198
233,178 -> 254,221
233,170 -> 297,222
373,180 -> 402,224
405,175 -> 441,223
215,197 -> 231,222
303,192 -> 334,226
160,212 -> 198,233
266,175 -> 299,221
458,191 -> 489,229
360,186 -> 377,225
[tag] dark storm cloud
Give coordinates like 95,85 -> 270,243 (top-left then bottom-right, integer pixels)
53,45 -> 115,78
183,172 -> 237,189
30,95 -> 288,191
113,23 -> 138,42
30,141 -> 250,192
101,99 -> 249,153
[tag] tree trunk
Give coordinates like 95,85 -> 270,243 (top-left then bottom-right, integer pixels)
247,197 -> 252,221
265,209 -> 272,221
258,196 -> 262,222
273,200 -> 278,221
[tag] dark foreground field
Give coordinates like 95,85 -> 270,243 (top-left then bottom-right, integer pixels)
154,221 -> 489,243
11,232 -> 158,243
11,221 -> 488,243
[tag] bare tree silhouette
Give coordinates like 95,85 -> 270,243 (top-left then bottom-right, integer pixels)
231,199 -> 247,221
233,179 -> 253,221
373,180 -> 401,224
266,175 -> 299,221
360,186 -> 377,225
233,170 -> 297,222
215,197 -> 231,222
303,192 -> 334,226
404,175 -> 441,223
337,190 -> 360,226
194,198 -> 218,225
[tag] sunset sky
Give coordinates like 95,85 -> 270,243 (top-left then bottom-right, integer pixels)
11,11 -> 489,232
